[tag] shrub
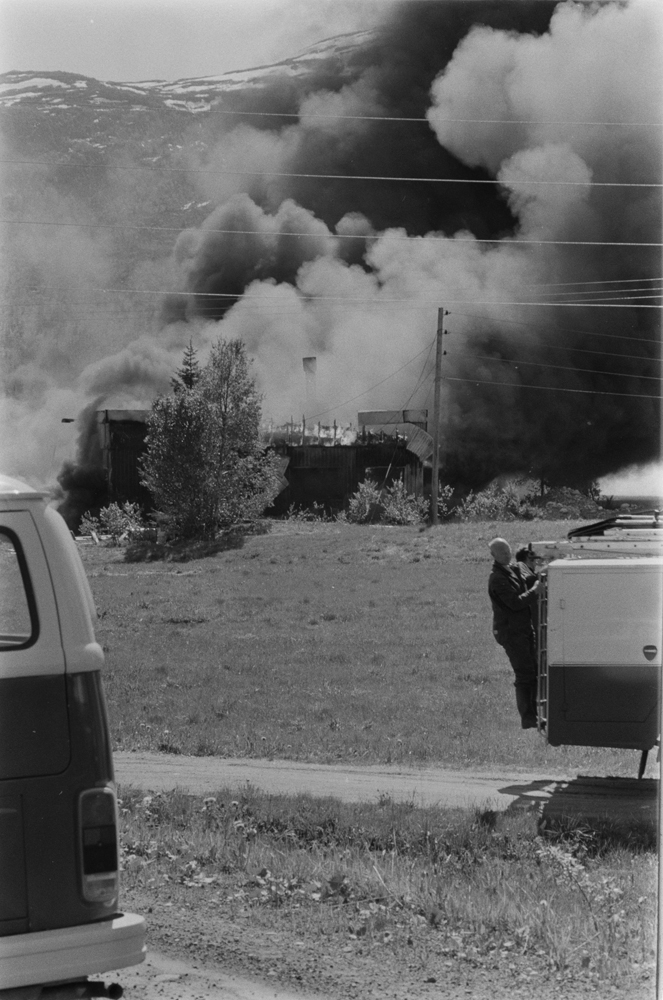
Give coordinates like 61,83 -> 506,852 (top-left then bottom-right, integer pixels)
456,483 -> 521,521
346,479 -> 384,524
80,502 -> 145,545
436,483 -> 455,520
346,478 -> 429,525
381,478 -> 429,525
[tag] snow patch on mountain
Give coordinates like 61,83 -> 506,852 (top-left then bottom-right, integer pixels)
0,77 -> 68,93
0,29 -> 375,112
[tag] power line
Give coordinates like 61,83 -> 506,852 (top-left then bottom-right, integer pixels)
450,309 -> 661,346
455,351 -> 662,381
523,288 -> 662,301
405,338 -> 436,403
4,218 -> 660,248
92,286 -> 662,309
15,285 -> 663,346
90,286 -> 663,311
3,157 -> 660,188
443,375 -> 662,401
305,341 -> 435,421
22,283 -> 662,338
1,103 -> 660,129
19,304 -> 660,358
517,277 -> 663,289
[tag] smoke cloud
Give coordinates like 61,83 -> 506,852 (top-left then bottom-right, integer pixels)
2,0 -> 660,494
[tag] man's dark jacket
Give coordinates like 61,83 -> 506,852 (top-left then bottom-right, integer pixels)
488,561 -> 538,638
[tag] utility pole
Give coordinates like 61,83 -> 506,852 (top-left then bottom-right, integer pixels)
430,308 -> 445,525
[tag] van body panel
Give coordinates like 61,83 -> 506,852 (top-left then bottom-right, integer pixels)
0,795 -> 28,934
0,512 -> 63,679
0,913 -> 147,990
542,557 -> 662,749
1,673 -> 115,937
546,558 -> 663,667
546,664 -> 659,748
0,675 -> 70,779
37,504 -> 103,675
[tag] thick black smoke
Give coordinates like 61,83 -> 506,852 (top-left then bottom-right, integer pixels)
166,0 -> 660,488
168,0 -> 558,323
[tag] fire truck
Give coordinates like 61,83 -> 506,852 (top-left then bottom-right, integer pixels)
536,512 -> 662,779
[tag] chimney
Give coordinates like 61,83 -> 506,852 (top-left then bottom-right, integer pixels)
302,356 -> 317,419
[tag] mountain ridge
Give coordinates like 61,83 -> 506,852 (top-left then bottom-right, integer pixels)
0,29 -> 375,115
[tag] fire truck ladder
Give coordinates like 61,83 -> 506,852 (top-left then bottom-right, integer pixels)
537,574 -> 548,737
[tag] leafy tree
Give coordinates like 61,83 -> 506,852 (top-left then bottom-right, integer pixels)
140,339 -> 281,539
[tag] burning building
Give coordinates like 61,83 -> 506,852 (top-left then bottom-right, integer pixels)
86,408 -> 429,521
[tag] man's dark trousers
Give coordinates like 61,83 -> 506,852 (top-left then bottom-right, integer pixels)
496,628 -> 538,726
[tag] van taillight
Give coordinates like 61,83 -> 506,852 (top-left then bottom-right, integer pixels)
79,788 -> 119,906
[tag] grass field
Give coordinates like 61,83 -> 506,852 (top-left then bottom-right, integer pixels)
86,519 -> 652,777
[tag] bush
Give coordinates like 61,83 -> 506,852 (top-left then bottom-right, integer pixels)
436,484 -> 455,520
382,478 -> 429,525
346,478 -> 428,525
80,502 -> 146,545
346,479 -> 383,524
456,483 -> 521,521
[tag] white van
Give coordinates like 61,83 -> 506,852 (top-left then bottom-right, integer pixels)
0,475 -> 146,997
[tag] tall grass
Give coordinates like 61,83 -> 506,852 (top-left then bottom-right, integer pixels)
118,785 -> 656,991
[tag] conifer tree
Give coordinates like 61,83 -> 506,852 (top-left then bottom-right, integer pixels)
170,340 -> 201,393
141,338 -> 281,539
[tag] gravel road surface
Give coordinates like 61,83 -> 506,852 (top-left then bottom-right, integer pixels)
114,751 -> 659,822
114,752 -> 566,811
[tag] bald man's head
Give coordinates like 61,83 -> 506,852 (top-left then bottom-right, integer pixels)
489,538 -> 512,565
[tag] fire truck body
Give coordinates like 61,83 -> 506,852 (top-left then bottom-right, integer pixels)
539,556 -> 662,751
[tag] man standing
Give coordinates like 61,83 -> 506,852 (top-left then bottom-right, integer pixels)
488,537 -> 541,729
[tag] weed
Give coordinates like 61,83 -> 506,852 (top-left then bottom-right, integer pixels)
117,786 -> 656,990
285,503 -> 332,522
80,502 -> 146,544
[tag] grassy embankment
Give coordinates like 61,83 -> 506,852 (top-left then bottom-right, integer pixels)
117,786 -> 656,995
84,520 -> 657,996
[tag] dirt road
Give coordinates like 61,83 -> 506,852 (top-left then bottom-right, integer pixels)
95,950 -> 330,1000
114,751 -> 659,823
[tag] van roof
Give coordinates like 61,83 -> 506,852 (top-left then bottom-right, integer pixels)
0,473 -> 48,500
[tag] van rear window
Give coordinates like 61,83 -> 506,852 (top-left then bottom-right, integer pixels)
0,530 -> 37,649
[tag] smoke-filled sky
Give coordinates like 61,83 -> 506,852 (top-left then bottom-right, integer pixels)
0,0 -> 382,80
1,0 -> 661,495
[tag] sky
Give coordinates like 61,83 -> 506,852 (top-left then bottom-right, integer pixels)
0,0 -> 384,80
1,0 -> 661,497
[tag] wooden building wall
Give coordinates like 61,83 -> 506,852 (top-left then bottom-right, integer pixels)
96,412 -> 423,516
268,442 -> 422,516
